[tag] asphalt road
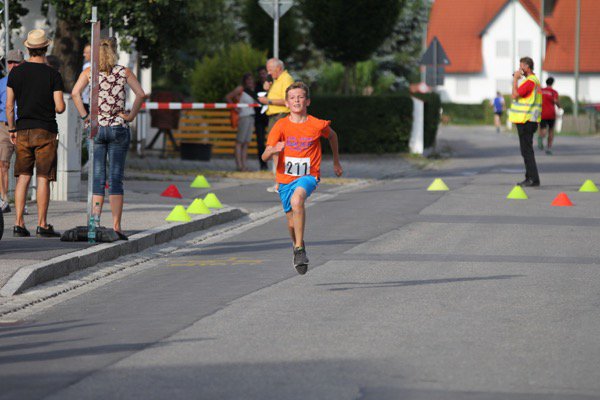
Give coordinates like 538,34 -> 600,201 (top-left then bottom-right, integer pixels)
1,126 -> 600,400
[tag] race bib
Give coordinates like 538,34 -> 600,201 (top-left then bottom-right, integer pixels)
284,157 -> 311,177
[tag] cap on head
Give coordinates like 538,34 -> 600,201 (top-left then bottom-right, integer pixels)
24,29 -> 52,49
7,49 -> 24,63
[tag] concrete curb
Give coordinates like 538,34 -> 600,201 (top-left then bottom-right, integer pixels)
0,207 -> 245,297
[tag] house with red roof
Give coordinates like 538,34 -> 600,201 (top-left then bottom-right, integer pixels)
427,0 -> 600,103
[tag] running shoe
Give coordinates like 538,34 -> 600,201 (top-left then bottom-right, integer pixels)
0,199 -> 10,213
545,149 -> 553,155
537,136 -> 544,150
266,184 -> 278,193
293,246 -> 309,275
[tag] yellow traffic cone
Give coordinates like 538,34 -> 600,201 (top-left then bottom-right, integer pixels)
165,205 -> 192,222
203,193 -> 224,209
507,185 -> 528,200
187,198 -> 211,214
427,178 -> 449,191
579,179 -> 599,193
190,175 -> 211,188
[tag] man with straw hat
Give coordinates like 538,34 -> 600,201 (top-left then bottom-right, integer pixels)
6,29 -> 66,238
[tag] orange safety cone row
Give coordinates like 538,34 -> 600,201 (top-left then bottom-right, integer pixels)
161,184 -> 183,199
551,192 -> 573,207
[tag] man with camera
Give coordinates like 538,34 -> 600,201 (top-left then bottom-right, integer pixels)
509,56 -> 542,187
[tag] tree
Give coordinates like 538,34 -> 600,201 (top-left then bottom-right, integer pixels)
41,0 -> 199,91
302,0 -> 400,93
0,0 -> 29,71
376,0 -> 430,88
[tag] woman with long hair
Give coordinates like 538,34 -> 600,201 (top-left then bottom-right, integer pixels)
72,39 -> 145,240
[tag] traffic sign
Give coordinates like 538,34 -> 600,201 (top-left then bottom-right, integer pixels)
258,0 -> 293,19
420,37 -> 450,66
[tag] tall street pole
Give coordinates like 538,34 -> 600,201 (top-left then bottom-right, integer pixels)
273,0 -> 279,59
512,0 -> 517,71
574,0 -> 581,116
539,0 -> 545,81
4,0 -> 8,72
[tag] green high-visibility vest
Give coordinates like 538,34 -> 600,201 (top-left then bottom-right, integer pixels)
509,74 -> 542,124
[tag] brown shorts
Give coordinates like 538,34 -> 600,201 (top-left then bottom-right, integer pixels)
0,124 -> 14,163
14,128 -> 58,181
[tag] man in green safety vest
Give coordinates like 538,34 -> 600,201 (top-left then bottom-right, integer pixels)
509,56 -> 542,187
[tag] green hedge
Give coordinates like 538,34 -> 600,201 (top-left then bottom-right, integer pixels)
309,95 -> 413,153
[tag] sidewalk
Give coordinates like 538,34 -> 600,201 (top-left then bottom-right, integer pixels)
1,152 -> 416,298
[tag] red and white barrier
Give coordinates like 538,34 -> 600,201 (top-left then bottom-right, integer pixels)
142,102 -> 260,110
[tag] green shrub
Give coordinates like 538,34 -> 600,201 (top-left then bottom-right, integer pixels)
414,92 -> 442,148
559,95 -> 573,114
441,102 -> 485,124
309,95 -> 413,153
315,60 -> 394,95
190,43 -> 266,102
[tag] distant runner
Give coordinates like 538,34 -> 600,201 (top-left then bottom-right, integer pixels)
538,77 -> 561,155
492,91 -> 505,133
261,82 -> 342,275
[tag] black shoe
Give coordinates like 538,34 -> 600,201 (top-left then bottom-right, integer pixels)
36,224 -> 61,238
293,246 -> 309,275
13,225 -> 31,237
517,179 -> 540,187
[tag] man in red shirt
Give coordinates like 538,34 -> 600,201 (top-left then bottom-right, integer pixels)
538,77 -> 561,155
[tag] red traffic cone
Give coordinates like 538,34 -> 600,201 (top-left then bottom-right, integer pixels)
551,192 -> 573,207
161,184 -> 183,199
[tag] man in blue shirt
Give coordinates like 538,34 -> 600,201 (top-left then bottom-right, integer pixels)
0,49 -> 24,212
492,91 -> 505,133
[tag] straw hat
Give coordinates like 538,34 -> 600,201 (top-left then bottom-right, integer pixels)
24,29 -> 52,49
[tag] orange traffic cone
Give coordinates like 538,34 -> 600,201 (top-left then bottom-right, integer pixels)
161,184 -> 183,199
551,192 -> 573,207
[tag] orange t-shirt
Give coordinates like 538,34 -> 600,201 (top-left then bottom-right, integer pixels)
267,115 -> 331,184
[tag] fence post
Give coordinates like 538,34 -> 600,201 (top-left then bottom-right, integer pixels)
51,95 -> 82,201
410,97 -> 425,154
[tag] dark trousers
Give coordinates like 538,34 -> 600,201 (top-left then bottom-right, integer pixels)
517,122 -> 540,183
255,119 -> 268,169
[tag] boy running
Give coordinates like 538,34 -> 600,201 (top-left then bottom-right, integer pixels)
262,82 -> 342,275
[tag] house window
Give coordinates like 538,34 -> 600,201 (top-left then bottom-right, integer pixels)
518,40 -> 532,58
456,77 -> 470,96
496,79 -> 512,94
496,40 -> 510,58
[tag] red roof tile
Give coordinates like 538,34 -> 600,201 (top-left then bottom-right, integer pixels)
544,0 -> 600,73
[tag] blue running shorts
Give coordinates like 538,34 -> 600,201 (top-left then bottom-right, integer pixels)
278,175 -> 318,213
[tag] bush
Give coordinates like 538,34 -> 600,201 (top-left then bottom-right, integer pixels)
559,95 -> 573,114
309,95 -> 413,153
315,60 -> 395,95
190,43 -> 266,102
414,92 -> 442,149
441,102 -> 485,124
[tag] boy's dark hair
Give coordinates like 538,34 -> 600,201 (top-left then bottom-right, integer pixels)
285,81 -> 310,100
520,56 -> 534,70
546,77 -> 555,86
27,46 -> 48,58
